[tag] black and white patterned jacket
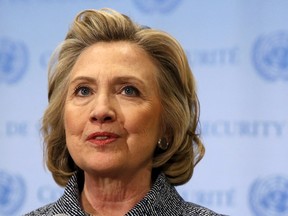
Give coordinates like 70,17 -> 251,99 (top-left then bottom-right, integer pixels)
25,173 -> 226,216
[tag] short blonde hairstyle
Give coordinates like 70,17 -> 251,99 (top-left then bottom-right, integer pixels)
42,8 -> 205,187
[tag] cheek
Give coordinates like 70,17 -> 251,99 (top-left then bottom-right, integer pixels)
64,105 -> 86,137
124,104 -> 162,136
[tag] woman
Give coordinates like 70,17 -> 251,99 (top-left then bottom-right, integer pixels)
26,8 -> 225,216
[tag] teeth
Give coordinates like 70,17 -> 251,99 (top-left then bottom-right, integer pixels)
94,136 -> 109,140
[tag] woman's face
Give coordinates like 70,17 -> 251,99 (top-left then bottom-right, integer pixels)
64,41 -> 162,178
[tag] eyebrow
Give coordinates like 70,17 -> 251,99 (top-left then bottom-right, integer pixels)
70,76 -> 96,85
70,75 -> 146,87
114,76 -> 146,86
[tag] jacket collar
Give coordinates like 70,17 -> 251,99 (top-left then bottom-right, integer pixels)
52,172 -> 184,216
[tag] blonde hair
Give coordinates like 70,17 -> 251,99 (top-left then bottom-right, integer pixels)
42,8 -> 205,187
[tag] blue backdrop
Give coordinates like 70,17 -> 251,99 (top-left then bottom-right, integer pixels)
1,1 -> 288,216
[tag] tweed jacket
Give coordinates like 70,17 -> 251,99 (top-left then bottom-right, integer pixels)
25,173 -> 225,216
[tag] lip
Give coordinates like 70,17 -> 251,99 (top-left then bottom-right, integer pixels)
86,131 -> 120,146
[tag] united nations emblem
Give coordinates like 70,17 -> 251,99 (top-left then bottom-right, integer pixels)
252,31 -> 288,81
133,0 -> 182,14
249,175 -> 288,216
0,37 -> 29,84
0,170 -> 26,215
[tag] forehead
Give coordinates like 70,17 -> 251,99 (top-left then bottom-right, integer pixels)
69,41 -> 160,82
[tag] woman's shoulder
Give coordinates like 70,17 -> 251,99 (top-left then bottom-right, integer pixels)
183,201 -> 228,216
23,202 -> 55,216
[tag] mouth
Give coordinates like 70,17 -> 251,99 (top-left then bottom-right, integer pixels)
86,132 -> 119,146
93,136 -> 111,140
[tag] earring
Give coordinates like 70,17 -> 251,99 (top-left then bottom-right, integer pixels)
157,138 -> 169,150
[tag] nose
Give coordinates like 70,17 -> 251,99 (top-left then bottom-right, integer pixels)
89,94 -> 116,124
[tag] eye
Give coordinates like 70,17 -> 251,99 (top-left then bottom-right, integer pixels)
74,86 -> 92,97
120,86 -> 140,97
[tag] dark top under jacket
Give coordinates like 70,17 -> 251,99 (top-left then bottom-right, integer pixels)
25,172 -> 226,216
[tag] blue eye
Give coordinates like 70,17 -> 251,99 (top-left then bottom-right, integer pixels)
75,86 -> 92,97
121,86 -> 140,96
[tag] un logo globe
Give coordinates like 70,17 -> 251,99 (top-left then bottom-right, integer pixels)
0,37 -> 29,84
0,170 -> 26,215
133,0 -> 182,13
249,175 -> 288,216
252,31 -> 288,81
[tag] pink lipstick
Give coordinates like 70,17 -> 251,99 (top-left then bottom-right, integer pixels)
86,132 -> 119,146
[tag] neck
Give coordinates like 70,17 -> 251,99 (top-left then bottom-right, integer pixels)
80,170 -> 152,216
